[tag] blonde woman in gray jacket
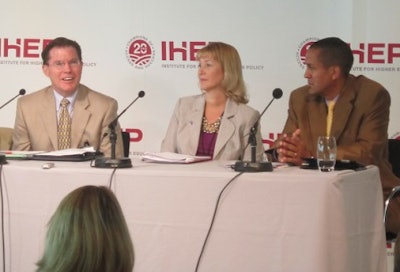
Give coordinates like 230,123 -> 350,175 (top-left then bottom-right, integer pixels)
161,42 -> 264,161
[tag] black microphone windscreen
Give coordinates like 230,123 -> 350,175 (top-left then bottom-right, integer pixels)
19,89 -> 26,95
272,88 -> 283,99
138,90 -> 145,98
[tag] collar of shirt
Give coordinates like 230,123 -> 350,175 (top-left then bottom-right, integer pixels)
54,89 -> 78,116
325,95 -> 339,106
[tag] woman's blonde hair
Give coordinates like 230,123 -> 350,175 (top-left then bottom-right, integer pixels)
36,186 -> 134,272
197,42 -> 248,104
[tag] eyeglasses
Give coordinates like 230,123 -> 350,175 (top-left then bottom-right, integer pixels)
47,60 -> 82,69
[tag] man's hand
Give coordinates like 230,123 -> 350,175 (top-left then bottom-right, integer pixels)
277,129 -> 312,165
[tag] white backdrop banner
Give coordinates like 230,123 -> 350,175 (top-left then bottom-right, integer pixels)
1,0 -> 400,154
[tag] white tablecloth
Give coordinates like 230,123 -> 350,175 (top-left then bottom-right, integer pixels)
0,159 -> 387,272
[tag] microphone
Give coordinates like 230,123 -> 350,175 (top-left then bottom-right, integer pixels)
232,88 -> 283,172
94,90 -> 145,169
0,89 -> 26,110
272,88 -> 283,99
108,90 -> 145,130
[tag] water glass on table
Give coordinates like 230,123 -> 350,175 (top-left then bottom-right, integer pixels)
316,136 -> 337,172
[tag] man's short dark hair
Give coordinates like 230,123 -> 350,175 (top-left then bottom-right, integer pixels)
41,37 -> 82,65
310,37 -> 354,76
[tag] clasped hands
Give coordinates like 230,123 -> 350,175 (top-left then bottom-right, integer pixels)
277,129 -> 312,166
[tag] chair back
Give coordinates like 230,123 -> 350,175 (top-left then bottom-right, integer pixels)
389,139 -> 400,178
122,131 -> 130,157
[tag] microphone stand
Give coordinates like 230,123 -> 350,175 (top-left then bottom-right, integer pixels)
232,122 -> 273,172
93,122 -> 132,168
232,88 -> 283,172
0,155 -> 6,165
249,127 -> 257,163
94,90 -> 145,168
110,130 -> 116,159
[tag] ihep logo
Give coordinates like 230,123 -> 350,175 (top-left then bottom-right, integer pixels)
296,37 -> 318,69
126,36 -> 155,69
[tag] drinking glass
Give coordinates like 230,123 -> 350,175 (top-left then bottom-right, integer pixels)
316,136 -> 337,172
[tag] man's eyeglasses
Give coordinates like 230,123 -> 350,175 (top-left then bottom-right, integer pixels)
47,60 -> 82,69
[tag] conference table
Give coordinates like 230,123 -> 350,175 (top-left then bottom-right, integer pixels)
0,157 -> 387,272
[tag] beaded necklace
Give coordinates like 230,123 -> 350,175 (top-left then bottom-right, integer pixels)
202,116 -> 222,133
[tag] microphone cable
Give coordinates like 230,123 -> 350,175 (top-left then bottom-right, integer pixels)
108,167 -> 118,189
194,171 -> 244,272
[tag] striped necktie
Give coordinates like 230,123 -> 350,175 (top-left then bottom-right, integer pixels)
58,98 -> 71,149
326,100 -> 335,136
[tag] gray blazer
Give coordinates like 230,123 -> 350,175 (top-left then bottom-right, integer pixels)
161,94 -> 265,161
12,84 -> 124,157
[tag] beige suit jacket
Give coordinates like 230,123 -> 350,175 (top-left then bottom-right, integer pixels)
12,84 -> 124,158
282,74 -> 400,233
161,95 -> 265,161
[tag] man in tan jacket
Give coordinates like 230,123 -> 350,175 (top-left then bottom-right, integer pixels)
12,37 -> 123,157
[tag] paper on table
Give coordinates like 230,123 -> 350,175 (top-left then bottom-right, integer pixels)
141,152 -> 211,164
29,147 -> 99,162
33,147 -> 97,157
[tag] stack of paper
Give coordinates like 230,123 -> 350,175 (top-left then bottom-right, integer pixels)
31,147 -> 99,161
141,152 -> 211,164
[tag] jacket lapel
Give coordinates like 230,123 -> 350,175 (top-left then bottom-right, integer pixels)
184,96 -> 204,155
213,98 -> 236,158
71,85 -> 91,147
39,87 -> 58,150
306,94 -> 327,152
330,76 -> 356,141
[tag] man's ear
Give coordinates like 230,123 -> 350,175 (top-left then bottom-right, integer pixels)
331,65 -> 341,80
42,64 -> 50,77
